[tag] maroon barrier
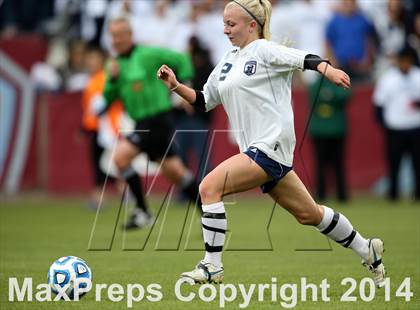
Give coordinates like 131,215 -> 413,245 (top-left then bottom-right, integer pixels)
20,87 -> 386,194
292,87 -> 386,190
0,35 -> 48,73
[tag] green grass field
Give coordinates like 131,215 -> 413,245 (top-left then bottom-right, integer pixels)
1,194 -> 419,309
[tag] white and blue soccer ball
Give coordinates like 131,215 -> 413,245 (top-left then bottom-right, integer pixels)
47,256 -> 92,299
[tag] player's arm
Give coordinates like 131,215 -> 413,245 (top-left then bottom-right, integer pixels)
304,54 -> 351,89
157,64 -> 205,108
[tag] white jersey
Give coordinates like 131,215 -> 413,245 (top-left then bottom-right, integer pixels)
373,66 -> 420,130
202,39 -> 307,166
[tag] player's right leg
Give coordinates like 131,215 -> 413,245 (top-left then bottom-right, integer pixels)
181,153 -> 270,283
268,171 -> 386,287
114,138 -> 152,229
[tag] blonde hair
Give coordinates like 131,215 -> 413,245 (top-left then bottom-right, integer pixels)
227,0 -> 272,40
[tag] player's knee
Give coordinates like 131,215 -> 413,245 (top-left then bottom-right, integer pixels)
295,211 -> 318,226
199,179 -> 222,204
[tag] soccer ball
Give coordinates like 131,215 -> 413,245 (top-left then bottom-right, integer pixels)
47,256 -> 92,299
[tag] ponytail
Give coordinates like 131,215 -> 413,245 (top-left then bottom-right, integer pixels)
259,0 -> 272,40
227,0 -> 273,40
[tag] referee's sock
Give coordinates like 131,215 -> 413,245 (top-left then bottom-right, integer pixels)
317,205 -> 369,260
121,167 -> 149,215
201,202 -> 226,267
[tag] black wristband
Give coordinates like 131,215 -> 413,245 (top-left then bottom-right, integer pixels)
194,90 -> 206,111
304,54 -> 331,71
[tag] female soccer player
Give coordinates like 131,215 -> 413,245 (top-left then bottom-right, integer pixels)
157,0 -> 385,286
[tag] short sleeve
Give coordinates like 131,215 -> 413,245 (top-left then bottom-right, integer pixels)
202,59 -> 224,111
259,40 -> 307,72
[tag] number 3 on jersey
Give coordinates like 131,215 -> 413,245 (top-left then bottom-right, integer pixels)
219,63 -> 233,81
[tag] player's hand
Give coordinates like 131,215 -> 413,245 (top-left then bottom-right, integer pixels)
157,64 -> 178,90
326,67 -> 351,89
109,59 -> 120,79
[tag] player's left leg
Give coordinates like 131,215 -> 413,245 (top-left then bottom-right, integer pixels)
269,170 -> 386,287
181,153 -> 271,283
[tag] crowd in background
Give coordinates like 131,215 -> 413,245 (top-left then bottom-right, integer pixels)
1,0 -> 419,201
1,0 -> 419,91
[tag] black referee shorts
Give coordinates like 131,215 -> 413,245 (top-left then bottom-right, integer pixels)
126,111 -> 177,161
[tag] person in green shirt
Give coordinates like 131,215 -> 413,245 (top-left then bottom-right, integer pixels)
102,17 -> 200,229
308,75 -> 352,202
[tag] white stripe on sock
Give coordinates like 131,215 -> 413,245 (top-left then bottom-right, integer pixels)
202,201 -> 225,213
317,205 -> 369,260
316,205 -> 334,231
202,201 -> 226,267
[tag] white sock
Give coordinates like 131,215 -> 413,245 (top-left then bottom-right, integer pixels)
317,206 -> 369,260
201,202 -> 226,267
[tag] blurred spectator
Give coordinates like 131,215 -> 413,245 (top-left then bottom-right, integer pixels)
308,75 -> 352,202
30,40 -> 87,92
407,13 -> 420,65
405,0 -> 420,35
373,47 -> 420,201
81,0 -> 109,47
101,0 -> 155,52
271,0 -> 333,86
82,45 -> 123,208
325,0 -> 378,82
58,39 -> 89,91
270,0 -> 295,45
30,62 -> 63,92
135,0 -> 177,49
377,0 -> 406,55
195,0 -> 232,65
165,0 -> 204,53
30,1 -> 87,91
356,0 -> 387,24
272,0 -> 332,54
0,0 -> 54,37
42,0 -> 82,40
374,0 -> 407,77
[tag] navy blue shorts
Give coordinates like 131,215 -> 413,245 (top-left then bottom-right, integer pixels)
244,147 -> 293,193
